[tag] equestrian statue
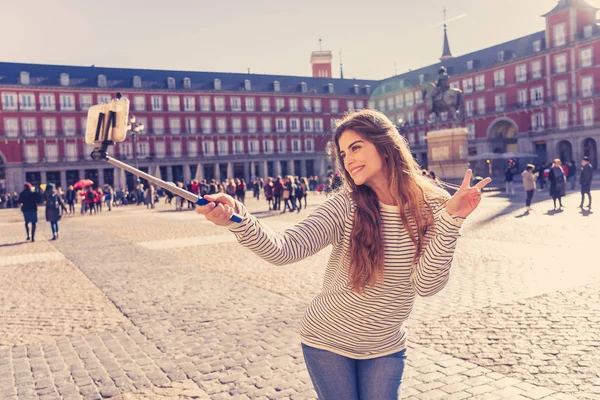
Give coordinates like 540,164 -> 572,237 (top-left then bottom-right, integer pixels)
420,66 -> 464,123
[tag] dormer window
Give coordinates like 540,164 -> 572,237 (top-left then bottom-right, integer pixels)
353,84 -> 359,94
183,77 -> 191,89
167,77 -> 176,89
273,81 -> 280,92
133,76 -> 142,88
363,85 -> 371,95
327,83 -> 334,94
398,80 -> 405,89
467,60 -> 474,70
60,73 -> 69,86
20,71 -> 30,85
214,78 -> 221,90
584,25 -> 593,39
244,79 -> 251,91
554,23 -> 566,47
533,39 -> 542,53
301,82 -> 308,93
97,74 -> 107,88
498,51 -> 505,62
418,74 -> 425,84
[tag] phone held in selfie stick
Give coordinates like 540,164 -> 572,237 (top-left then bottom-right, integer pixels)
85,94 -> 243,223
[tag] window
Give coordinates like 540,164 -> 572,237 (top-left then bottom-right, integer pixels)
137,142 -> 148,158
327,83 -> 334,94
467,60 -> 474,70
466,124 -> 475,140
214,79 -> 221,90
133,96 -> 145,111
98,94 -> 111,104
274,81 -> 280,92
532,113 -> 545,130
554,23 -> 566,47
230,97 -> 241,111
154,141 -> 166,158
495,94 -> 506,112
215,97 -> 225,111
262,117 -> 272,133
133,76 -> 142,88
387,98 -> 394,111
20,71 -> 30,85
465,100 -> 474,117
65,143 -> 78,161
408,133 -> 415,144
556,80 -> 568,102
22,118 -> 36,137
533,40 -> 542,53
261,97 -> 271,112
153,117 -> 165,134
580,48 -> 593,68
218,140 -> 229,155
276,118 -> 286,132
584,25 -> 593,39
303,98 -> 312,112
314,118 -> 323,132
301,82 -> 309,93
97,74 -> 107,87
347,100 -> 354,111
289,98 -> 298,112
233,140 -> 244,155
418,131 -> 426,144
245,97 -> 255,111
39,94 -> 55,110
416,91 -> 424,105
518,89 -> 528,107
290,118 -> 300,132
554,53 -> 567,73
200,96 -> 211,111
582,76 -> 594,97
330,99 -> 339,113
185,117 -> 197,134
183,77 -> 191,89
244,79 -> 251,91
275,98 -> 285,112
477,98 -> 486,115
202,118 -> 212,134
378,99 -> 385,111
118,142 -> 132,159
24,144 -> 38,163
405,93 -> 414,107
531,86 -> 544,105
305,138 -> 314,152
59,94 -> 75,111
2,92 -> 17,110
583,105 -> 594,127
187,140 -> 198,157
203,140 -> 215,156
303,118 -> 313,132
558,109 -> 569,130
184,96 -> 195,111
19,92 -> 35,110
292,139 -> 301,153
151,96 -> 163,111
531,60 -> 542,78
356,100 -> 364,110
167,96 -> 180,112
313,99 -> 322,112
79,94 -> 92,110
497,51 -> 505,62
263,139 -> 274,154
63,118 -> 76,136
216,118 -> 227,133
418,74 -> 425,84
247,117 -> 257,133
475,74 -> 485,91
450,81 -> 460,90
516,64 -> 527,82
4,118 -> 19,137
248,139 -> 259,155
43,118 -> 56,137
462,78 -> 473,93
395,95 -> 404,108
80,117 -> 87,135
169,117 -> 181,134
232,118 -> 242,133
418,109 -> 425,124
494,70 -> 505,87
278,138 -> 287,153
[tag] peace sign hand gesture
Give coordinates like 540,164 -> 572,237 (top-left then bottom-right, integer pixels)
444,170 -> 492,219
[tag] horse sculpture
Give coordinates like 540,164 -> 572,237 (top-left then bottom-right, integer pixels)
420,82 -> 463,123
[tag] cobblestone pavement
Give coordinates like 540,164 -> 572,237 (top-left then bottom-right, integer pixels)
0,186 -> 598,399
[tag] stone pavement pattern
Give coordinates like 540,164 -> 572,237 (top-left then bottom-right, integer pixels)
0,187 -> 598,399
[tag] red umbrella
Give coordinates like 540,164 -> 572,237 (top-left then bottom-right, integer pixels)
74,179 -> 94,189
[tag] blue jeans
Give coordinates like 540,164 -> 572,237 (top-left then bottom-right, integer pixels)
301,344 -> 407,400
50,222 -> 58,234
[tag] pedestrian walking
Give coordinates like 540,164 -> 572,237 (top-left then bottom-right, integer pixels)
17,182 -> 41,242
504,162 -> 515,196
66,185 -> 76,214
548,158 -> 566,210
264,177 -> 274,210
44,183 -> 67,240
579,156 -> 593,209
196,109 -> 491,399
273,176 -> 283,210
521,164 -> 538,213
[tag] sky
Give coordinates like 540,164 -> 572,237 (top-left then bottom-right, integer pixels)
3,0 -> 600,81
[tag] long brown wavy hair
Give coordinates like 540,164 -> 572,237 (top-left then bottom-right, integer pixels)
333,109 -> 449,293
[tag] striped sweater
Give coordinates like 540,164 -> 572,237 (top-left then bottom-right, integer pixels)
228,190 -> 463,359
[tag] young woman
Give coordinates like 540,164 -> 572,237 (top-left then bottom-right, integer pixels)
44,183 -> 67,240
196,109 -> 491,399
548,158 -> 566,210
521,164 -> 538,213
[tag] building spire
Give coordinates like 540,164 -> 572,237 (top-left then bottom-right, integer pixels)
440,7 -> 453,61
339,51 -> 344,79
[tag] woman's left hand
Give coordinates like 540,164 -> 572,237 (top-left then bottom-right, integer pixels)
445,170 -> 492,219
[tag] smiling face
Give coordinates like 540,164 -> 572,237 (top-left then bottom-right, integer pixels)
338,129 -> 387,187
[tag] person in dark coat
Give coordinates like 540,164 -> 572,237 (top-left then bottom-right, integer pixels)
548,158 -> 566,210
44,183 -> 67,240
65,185 -> 76,214
17,182 -> 41,242
579,156 -> 594,209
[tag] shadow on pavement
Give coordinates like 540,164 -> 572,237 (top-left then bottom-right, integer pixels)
0,241 -> 27,248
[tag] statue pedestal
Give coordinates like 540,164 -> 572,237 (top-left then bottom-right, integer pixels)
425,128 -> 469,181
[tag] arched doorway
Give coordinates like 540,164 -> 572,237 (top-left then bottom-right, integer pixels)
557,140 -> 573,163
583,138 -> 597,168
487,119 -> 518,176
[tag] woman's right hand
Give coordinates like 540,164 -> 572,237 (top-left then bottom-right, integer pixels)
195,193 -> 237,226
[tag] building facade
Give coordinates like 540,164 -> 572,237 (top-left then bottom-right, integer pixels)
0,56 -> 374,192
371,0 -> 600,176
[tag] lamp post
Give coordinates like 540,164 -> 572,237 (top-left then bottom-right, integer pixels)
127,115 -> 145,201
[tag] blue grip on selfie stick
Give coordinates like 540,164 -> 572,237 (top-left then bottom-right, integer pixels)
196,197 -> 243,223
